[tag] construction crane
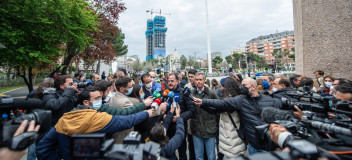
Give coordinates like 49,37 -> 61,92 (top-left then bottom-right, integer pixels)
146,9 -> 171,19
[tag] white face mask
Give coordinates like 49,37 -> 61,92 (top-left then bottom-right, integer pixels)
146,82 -> 153,90
272,87 -> 278,93
324,82 -> 333,88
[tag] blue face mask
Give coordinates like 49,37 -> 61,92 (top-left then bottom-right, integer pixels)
140,94 -> 145,99
91,100 -> 102,110
126,87 -> 133,96
262,81 -> 270,89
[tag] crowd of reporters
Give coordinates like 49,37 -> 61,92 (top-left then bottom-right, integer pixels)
1,68 -> 352,160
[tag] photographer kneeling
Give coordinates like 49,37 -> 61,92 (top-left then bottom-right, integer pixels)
36,86 -> 155,160
149,104 -> 185,158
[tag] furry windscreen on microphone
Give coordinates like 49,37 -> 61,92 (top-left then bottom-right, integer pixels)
261,107 -> 293,123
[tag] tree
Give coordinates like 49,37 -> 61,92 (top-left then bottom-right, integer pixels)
0,0 -> 98,91
113,30 -> 128,57
225,53 -> 245,69
132,61 -> 142,72
212,56 -> 223,69
180,55 -> 187,70
247,53 -> 267,69
79,16 -> 120,73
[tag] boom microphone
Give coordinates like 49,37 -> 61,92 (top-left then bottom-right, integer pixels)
261,107 -> 293,123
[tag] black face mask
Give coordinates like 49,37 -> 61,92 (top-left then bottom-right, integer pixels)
240,85 -> 250,96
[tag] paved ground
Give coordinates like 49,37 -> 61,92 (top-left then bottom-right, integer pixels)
3,86 -> 37,98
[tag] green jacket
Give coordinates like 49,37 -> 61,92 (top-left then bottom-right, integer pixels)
190,86 -> 219,138
98,103 -> 146,115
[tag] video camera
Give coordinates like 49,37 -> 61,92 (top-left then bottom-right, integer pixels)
280,91 -> 352,116
70,81 -> 90,88
235,139 -> 340,160
70,131 -> 168,160
0,96 -> 51,150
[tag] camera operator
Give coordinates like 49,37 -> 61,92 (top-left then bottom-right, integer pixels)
193,78 -> 282,155
94,80 -> 113,104
289,74 -> 302,91
36,86 -> 155,160
0,120 -> 40,160
335,81 -> 352,101
42,75 -> 79,126
149,104 -> 185,158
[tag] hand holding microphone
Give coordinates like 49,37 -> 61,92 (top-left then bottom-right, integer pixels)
143,96 -> 153,107
183,87 -> 195,101
151,98 -> 162,110
173,93 -> 180,108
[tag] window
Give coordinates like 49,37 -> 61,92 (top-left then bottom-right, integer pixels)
269,43 -> 272,45
265,50 -> 268,53
264,43 -> 267,46
281,41 -> 285,43
290,52 -> 294,54
288,40 -> 292,42
289,44 -> 292,46
250,43 -> 253,45
270,50 -> 273,53
266,54 -> 269,56
250,49 -> 253,51
254,49 -> 257,51
264,47 -> 268,49
269,46 -> 273,49
282,45 -> 286,47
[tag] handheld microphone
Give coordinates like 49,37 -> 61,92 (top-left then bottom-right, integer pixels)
151,98 -> 162,110
183,87 -> 195,101
261,107 -> 293,123
152,92 -> 162,100
153,90 -> 159,95
166,91 -> 174,102
162,89 -> 170,101
173,93 -> 180,108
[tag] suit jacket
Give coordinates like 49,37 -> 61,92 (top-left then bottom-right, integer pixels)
108,92 -> 134,143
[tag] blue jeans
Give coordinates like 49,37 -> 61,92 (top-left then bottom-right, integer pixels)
193,136 -> 216,160
27,143 -> 36,160
248,143 -> 266,155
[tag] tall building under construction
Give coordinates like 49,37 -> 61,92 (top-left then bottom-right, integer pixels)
146,16 -> 167,61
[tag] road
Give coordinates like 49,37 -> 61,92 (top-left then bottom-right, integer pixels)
3,86 -> 37,98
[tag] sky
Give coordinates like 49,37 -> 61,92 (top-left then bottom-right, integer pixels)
118,0 -> 294,61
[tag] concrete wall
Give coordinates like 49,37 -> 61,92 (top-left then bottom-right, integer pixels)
293,0 -> 352,79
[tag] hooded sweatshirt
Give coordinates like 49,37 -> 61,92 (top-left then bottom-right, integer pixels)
37,106 -> 149,160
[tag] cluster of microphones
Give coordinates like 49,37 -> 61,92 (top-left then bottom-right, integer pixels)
150,87 -> 194,110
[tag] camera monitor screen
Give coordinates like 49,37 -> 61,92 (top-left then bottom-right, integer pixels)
70,133 -> 105,158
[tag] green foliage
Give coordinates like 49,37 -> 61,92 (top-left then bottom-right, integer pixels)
113,30 -> 128,56
225,53 -> 245,69
0,0 -> 99,91
132,61 -> 142,72
180,55 -> 187,70
212,56 -> 223,69
247,53 -> 268,68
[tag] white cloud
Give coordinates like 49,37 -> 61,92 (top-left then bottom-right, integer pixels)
118,0 -> 294,60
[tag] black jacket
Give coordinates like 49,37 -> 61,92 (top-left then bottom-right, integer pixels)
165,85 -> 195,138
161,112 -> 185,158
201,94 -> 281,150
42,88 -> 77,126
